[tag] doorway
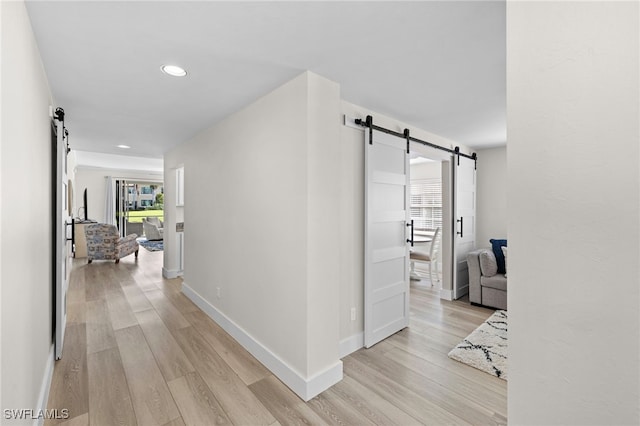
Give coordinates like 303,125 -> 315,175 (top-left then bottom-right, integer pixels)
115,179 -> 164,239
408,143 -> 454,298
408,153 -> 444,288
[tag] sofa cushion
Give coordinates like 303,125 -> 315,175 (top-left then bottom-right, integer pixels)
478,249 -> 498,277
480,274 -> 507,292
490,239 -> 508,274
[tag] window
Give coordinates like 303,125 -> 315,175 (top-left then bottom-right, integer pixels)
410,178 -> 442,231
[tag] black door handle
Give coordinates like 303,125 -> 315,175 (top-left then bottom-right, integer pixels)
406,220 -> 414,247
456,217 -> 464,238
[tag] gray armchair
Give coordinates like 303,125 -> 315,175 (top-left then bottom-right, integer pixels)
142,217 -> 164,241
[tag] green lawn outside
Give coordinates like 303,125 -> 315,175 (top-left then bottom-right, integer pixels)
122,209 -> 164,223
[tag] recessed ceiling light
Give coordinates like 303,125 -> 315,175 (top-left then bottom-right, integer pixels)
161,64 -> 187,77
117,144 -> 131,149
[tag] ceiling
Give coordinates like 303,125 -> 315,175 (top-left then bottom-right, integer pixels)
26,1 -> 505,160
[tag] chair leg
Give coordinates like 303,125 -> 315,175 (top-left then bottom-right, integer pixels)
87,258 -> 92,264
409,260 -> 418,281
428,261 -> 434,286
135,249 -> 139,258
115,258 -> 120,264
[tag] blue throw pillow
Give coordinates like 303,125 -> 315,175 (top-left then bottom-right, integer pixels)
490,239 -> 508,274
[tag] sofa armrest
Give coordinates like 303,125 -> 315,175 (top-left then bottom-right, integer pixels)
467,249 -> 486,304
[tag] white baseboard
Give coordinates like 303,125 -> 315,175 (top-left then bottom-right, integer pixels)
35,344 -> 55,426
339,332 -> 363,359
162,267 -> 183,279
440,288 -> 454,301
181,283 -> 342,401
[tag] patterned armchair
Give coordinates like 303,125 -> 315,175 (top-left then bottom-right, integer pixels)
84,223 -> 139,264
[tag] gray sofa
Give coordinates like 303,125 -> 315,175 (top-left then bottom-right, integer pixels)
468,248 -> 507,310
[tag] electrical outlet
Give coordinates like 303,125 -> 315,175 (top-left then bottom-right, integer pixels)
350,307 -> 356,321
217,287 -> 221,299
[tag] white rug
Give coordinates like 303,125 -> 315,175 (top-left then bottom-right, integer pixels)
448,310 -> 507,380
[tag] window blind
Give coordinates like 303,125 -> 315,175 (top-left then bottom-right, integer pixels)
410,178 -> 442,231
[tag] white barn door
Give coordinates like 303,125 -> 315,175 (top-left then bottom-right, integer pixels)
54,116 -> 71,360
364,129 -> 410,348
452,155 -> 476,299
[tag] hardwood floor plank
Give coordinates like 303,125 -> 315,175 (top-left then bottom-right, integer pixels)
120,282 -> 154,313
306,389 -> 376,426
101,266 -> 123,296
167,372 -> 232,426
311,374 -> 422,426
66,302 -> 86,325
162,417 -> 186,426
46,324 -> 88,424
56,412 -> 88,426
249,375 -> 326,426
386,326 -> 508,396
351,348 -> 502,425
144,289 -> 190,330
154,280 -> 200,314
135,277 -> 162,293
87,348 -> 136,426
384,346 -> 507,415
85,299 -> 117,355
172,326 -> 276,425
135,308 -> 195,381
114,325 -> 181,426
66,266 -> 86,304
84,266 -> 105,302
106,287 -> 139,331
343,356 -> 470,425
184,310 -> 271,385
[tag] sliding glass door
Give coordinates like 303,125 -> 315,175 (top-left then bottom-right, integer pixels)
115,179 -> 164,238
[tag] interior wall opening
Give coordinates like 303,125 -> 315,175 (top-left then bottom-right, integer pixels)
115,179 -> 164,239
409,142 -> 452,299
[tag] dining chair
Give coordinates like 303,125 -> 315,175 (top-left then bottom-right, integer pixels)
409,227 -> 441,285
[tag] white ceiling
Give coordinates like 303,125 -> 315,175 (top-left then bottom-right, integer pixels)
26,1 -> 505,160
73,151 -> 163,173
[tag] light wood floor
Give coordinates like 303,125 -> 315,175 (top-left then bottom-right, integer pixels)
47,249 -> 506,426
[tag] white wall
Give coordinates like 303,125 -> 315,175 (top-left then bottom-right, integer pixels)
410,160 -> 441,180
1,0 -> 55,419
165,71 -> 341,400
475,146 -> 506,247
162,165 -> 184,277
508,2 -> 639,424
74,167 -> 162,222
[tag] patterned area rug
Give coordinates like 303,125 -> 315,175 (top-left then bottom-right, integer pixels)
137,238 -> 164,252
448,310 -> 507,380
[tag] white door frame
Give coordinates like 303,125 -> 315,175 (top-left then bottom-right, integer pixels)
408,142 -> 454,300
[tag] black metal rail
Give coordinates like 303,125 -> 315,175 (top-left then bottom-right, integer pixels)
355,115 -> 477,167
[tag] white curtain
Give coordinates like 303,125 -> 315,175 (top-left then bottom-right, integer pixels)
104,177 -> 116,225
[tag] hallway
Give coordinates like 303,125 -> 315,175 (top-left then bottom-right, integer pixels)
46,249 -> 506,425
